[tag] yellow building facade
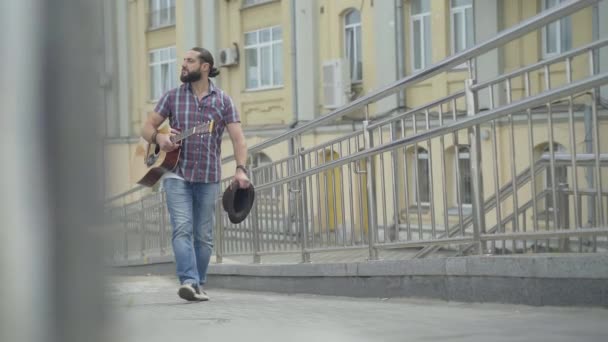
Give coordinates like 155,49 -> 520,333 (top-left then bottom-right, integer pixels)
104,0 -> 608,240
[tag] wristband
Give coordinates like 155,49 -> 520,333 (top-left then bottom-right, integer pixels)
236,165 -> 248,175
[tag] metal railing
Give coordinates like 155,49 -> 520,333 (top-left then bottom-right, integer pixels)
104,0 -> 608,264
215,73 -> 608,263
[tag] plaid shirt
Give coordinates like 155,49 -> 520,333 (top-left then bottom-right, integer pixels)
155,81 -> 240,183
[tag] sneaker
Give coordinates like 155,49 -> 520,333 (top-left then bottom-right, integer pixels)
177,283 -> 200,302
196,287 -> 210,301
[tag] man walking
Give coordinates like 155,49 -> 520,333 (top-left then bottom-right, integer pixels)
141,47 -> 250,301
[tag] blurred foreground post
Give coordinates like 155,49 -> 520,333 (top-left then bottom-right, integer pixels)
1,1 -> 107,342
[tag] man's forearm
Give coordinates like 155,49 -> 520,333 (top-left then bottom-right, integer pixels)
234,140 -> 247,167
141,122 -> 157,143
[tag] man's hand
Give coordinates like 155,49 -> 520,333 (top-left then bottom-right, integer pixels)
234,167 -> 251,189
226,122 -> 249,187
157,128 -> 181,152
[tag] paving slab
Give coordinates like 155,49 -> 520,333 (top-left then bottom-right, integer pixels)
107,275 -> 608,342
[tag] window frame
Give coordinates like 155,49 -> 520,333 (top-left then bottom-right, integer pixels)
344,9 -> 362,83
414,147 -> 431,206
450,0 -> 474,55
455,145 -> 473,207
410,0 -> 432,72
542,143 -> 567,211
148,46 -> 177,101
148,0 -> 176,30
244,26 -> 284,91
541,0 -> 572,58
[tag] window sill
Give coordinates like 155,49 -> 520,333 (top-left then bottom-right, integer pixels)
447,206 -> 473,216
449,64 -> 469,72
146,23 -> 176,33
241,0 -> 280,10
408,205 -> 431,213
244,85 -> 284,93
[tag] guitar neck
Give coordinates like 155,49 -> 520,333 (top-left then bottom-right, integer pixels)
170,121 -> 214,143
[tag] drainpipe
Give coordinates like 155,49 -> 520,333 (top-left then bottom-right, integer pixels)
391,0 -> 406,239
588,2 -> 599,226
592,1 -> 600,102
591,4 -> 600,97
289,0 -> 299,157
395,0 -> 406,109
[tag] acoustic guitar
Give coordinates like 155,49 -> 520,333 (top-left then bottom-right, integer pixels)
131,121 -> 214,187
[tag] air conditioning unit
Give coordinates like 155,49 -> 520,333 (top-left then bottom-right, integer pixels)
219,44 -> 239,67
322,59 -> 351,109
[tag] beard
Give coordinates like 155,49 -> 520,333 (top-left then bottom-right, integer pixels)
180,69 -> 202,83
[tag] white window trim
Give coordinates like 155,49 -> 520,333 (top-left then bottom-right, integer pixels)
244,85 -> 284,93
541,144 -> 567,210
414,148 -> 431,206
450,1 -> 474,55
244,26 -> 283,90
541,0 -> 568,58
455,147 -> 473,207
344,10 -> 362,83
410,10 -> 431,72
148,46 -> 176,101
149,0 -> 175,30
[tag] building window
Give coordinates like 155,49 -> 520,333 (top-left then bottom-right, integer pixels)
415,147 -> 430,205
411,0 -> 432,71
245,26 -> 284,90
542,143 -> 567,211
149,46 -> 177,101
457,146 -> 472,206
148,0 -> 175,29
451,0 -> 474,54
344,9 -> 362,82
542,0 -> 572,57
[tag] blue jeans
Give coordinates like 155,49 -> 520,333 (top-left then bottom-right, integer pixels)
163,178 -> 219,287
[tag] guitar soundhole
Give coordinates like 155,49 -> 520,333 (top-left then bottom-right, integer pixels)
145,144 -> 161,167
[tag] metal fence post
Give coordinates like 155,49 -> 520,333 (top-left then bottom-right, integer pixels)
363,107 -> 379,261
215,198 -> 224,264
159,191 -> 166,255
139,198 -> 146,258
465,77 -> 486,255
297,143 -> 311,263
122,205 -> 129,261
557,183 -> 570,252
252,202 -> 261,264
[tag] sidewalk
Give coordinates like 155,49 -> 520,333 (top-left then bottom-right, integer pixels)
107,275 -> 608,342
112,253 -> 608,306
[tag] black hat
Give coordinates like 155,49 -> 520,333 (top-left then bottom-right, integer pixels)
222,182 -> 255,224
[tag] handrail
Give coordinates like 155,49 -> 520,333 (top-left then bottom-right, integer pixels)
472,37 -> 608,91
221,0 -> 599,163
540,153 -> 608,165
105,185 -> 146,204
249,73 -> 608,192
368,91 -> 466,130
